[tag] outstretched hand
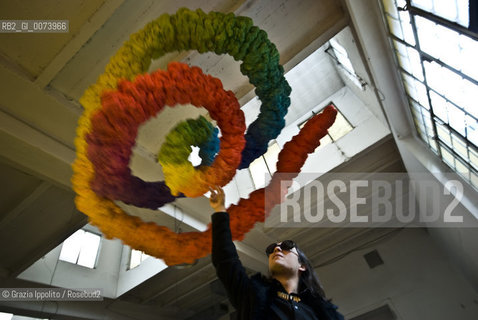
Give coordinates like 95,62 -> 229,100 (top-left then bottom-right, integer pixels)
209,186 -> 226,213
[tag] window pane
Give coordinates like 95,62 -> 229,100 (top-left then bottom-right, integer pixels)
413,0 -> 469,27
411,0 -> 433,11
455,158 -> 470,179
328,112 -> 353,141
395,42 -> 424,81
383,0 -> 399,19
401,72 -> 429,109
470,148 -> 478,170
59,230 -> 84,264
460,35 -> 478,81
440,145 -> 455,167
471,171 -> 478,189
77,232 -> 100,268
249,157 -> 270,189
399,11 -> 416,46
130,249 -> 143,269
415,16 -> 439,58
418,24 -> 478,82
387,15 -> 404,40
429,138 -> 439,153
451,133 -> 468,160
436,122 -> 452,146
462,80 -> 478,119
397,53 -> 412,74
429,91 -> 448,123
407,47 -> 424,81
466,115 -> 478,147
456,0 -> 470,27
415,121 -> 428,142
396,0 -> 406,7
435,26 -> 461,71
421,109 -> 434,137
393,39 -> 408,57
424,62 -> 470,118
263,142 -> 281,175
447,103 -> 466,136
434,0 -> 458,24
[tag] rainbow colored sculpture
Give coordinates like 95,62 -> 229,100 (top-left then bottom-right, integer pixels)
72,8 -> 337,265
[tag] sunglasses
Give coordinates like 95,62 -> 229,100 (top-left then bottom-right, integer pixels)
265,240 -> 298,256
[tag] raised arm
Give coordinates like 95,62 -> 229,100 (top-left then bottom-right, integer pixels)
210,187 -> 251,309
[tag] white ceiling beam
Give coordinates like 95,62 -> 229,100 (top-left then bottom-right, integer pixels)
34,0 -> 126,89
0,61 -> 79,148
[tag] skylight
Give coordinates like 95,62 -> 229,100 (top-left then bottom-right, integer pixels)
58,229 -> 101,268
129,249 -> 151,269
381,0 -> 478,190
327,39 -> 366,90
250,104 -> 353,189
298,104 -> 353,146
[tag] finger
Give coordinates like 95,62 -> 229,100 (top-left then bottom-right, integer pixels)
209,187 -> 216,196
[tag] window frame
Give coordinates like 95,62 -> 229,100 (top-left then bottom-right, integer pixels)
381,0 -> 478,190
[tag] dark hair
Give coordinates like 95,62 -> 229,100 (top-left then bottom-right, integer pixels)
296,246 -> 326,299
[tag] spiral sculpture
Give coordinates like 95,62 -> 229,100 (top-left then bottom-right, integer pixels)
72,8 -> 337,265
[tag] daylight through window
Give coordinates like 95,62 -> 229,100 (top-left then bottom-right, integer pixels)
381,0 -> 478,190
59,229 -> 101,269
129,249 -> 151,269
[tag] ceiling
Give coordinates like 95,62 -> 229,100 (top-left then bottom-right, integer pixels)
0,0 -> 407,319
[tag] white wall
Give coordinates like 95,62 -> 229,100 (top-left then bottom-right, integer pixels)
318,228 -> 478,319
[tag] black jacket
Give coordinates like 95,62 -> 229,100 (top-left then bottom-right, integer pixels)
212,211 -> 345,320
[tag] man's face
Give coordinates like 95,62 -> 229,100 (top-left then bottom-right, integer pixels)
267,242 -> 305,276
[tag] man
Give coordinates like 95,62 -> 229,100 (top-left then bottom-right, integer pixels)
210,187 -> 344,320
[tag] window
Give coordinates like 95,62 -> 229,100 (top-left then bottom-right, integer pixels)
381,0 -> 478,190
249,105 -> 353,189
327,38 -> 367,90
249,141 -> 281,189
298,104 -> 353,149
59,229 -> 101,268
129,249 -> 151,269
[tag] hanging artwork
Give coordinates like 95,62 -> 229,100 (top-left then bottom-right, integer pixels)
72,8 -> 337,265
